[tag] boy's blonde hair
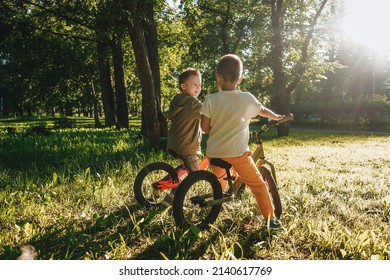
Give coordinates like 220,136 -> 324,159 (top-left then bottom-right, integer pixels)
217,54 -> 243,83
178,68 -> 201,91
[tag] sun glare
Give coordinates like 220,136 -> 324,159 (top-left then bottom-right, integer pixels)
341,0 -> 390,55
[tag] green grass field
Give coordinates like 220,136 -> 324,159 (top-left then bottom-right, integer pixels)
0,118 -> 389,260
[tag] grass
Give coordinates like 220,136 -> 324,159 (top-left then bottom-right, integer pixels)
0,118 -> 389,260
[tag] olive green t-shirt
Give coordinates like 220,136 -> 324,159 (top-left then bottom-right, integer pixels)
166,93 -> 202,156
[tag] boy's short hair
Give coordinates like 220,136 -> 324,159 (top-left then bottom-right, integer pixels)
178,68 -> 201,91
217,54 -> 243,83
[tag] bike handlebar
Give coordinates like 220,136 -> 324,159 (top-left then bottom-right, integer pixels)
269,113 -> 294,127
255,113 -> 294,138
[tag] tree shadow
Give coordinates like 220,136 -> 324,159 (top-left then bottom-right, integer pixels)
0,128 -> 166,191
1,202 -> 276,260
1,203 -> 162,260
1,129 -> 147,170
132,216 -> 276,260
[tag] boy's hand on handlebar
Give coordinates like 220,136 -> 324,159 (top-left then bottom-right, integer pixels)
273,114 -> 285,121
274,113 -> 294,124
269,113 -> 294,125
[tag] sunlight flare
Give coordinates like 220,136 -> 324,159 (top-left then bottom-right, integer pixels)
341,0 -> 390,55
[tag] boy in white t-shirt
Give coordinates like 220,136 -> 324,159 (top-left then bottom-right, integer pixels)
200,54 -> 284,228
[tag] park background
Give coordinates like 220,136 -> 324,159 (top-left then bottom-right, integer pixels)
0,0 -> 389,260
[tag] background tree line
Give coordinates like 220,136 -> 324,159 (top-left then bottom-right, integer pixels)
1,0 -> 389,145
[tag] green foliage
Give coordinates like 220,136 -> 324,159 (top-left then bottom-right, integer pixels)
291,93 -> 390,130
0,0 -> 102,117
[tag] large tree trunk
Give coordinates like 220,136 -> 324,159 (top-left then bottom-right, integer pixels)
111,40 -> 129,129
97,41 -> 116,127
122,0 -> 163,147
1,95 -> 9,117
270,0 -> 328,136
270,0 -> 290,136
141,0 -> 167,137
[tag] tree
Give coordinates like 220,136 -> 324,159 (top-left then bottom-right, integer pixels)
96,40 -> 116,126
0,0 -> 133,128
270,0 -> 328,136
112,40 -> 129,129
178,0 -> 265,95
0,1 -> 98,118
122,0 -> 166,146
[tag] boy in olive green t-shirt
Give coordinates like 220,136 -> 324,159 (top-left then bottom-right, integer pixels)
164,68 -> 203,205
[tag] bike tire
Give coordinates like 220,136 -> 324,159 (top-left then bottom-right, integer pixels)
173,170 -> 223,230
134,162 -> 179,208
259,166 -> 282,219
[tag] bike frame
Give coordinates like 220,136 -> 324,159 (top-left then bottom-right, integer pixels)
252,133 -> 278,184
154,157 -> 209,191
202,142 -> 276,207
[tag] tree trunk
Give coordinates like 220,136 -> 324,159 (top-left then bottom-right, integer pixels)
270,0 -> 328,136
90,81 -> 102,128
111,40 -> 129,129
97,41 -> 116,127
122,0 -> 162,147
141,0 -> 167,137
270,0 -> 290,136
1,96 -> 9,117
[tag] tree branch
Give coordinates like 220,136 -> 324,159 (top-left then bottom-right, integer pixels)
1,17 -> 95,43
287,0 -> 328,94
0,0 -> 96,42
18,0 -> 95,30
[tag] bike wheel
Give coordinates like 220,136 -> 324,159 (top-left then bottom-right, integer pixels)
259,166 -> 282,219
134,162 -> 179,207
173,170 -> 223,230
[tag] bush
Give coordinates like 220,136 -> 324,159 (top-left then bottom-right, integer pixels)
292,93 -> 390,129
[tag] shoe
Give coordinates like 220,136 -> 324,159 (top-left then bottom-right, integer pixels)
161,193 -> 174,206
267,218 -> 281,229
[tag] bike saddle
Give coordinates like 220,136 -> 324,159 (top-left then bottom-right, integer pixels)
210,158 -> 232,170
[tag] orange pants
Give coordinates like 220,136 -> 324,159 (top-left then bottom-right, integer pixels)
209,152 -> 275,220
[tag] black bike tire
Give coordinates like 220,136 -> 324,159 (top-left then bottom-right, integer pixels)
173,170 -> 223,230
259,166 -> 282,219
134,162 -> 179,208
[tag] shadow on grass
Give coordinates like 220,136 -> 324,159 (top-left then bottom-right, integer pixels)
1,204 -> 164,260
1,129 -> 142,168
0,128 -> 166,192
1,206 -> 132,259
131,215 -> 278,260
1,201 -> 277,260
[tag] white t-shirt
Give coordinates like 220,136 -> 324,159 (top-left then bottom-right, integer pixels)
200,90 -> 263,158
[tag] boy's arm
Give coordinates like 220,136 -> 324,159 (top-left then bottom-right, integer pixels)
165,101 -> 180,120
259,106 -> 284,121
201,114 -> 211,134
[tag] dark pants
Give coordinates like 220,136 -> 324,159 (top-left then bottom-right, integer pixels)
170,154 -> 199,195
